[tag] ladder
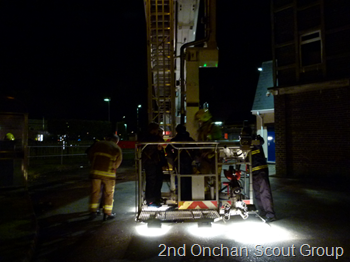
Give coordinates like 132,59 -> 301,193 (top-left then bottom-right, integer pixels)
144,0 -> 176,136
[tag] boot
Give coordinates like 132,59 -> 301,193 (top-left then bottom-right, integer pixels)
103,213 -> 116,221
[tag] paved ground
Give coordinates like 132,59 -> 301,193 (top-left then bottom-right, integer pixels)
28,165 -> 350,262
4,163 -> 350,262
0,165 -> 135,262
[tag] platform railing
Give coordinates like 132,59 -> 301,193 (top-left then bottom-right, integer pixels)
135,140 -> 254,223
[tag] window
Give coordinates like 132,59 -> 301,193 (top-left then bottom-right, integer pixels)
36,134 -> 44,142
300,30 -> 322,67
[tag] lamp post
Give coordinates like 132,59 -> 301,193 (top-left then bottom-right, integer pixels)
104,98 -> 111,122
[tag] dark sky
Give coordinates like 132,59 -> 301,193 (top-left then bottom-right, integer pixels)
1,0 -> 271,130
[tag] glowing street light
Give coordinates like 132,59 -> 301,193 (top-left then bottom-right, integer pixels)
104,98 -> 111,122
137,104 -> 142,134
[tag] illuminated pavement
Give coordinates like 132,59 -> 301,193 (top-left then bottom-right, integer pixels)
30,169 -> 350,262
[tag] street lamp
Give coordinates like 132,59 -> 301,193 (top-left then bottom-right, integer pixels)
137,104 -> 142,135
104,98 -> 111,121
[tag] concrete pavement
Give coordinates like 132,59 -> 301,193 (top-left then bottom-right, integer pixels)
0,164 -> 275,262
0,165 -> 136,262
0,186 -> 38,262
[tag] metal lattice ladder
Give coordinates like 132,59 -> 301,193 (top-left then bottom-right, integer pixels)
144,0 -> 176,135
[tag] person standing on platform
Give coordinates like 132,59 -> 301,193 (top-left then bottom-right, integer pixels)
141,123 -> 167,207
166,124 -> 195,200
240,124 -> 276,222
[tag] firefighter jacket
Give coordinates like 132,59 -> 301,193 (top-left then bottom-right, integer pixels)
165,131 -> 195,173
250,136 -> 268,174
197,120 -> 222,141
88,140 -> 123,180
141,133 -> 167,168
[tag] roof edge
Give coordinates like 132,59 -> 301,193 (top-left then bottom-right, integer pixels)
251,109 -> 274,114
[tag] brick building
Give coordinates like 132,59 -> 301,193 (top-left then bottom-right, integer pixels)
269,0 -> 350,178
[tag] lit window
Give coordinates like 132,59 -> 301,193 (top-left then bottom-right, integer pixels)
300,30 -> 322,67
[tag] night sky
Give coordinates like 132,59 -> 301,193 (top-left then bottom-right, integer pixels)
2,0 -> 271,131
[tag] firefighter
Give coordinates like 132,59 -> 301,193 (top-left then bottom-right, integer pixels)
87,134 -> 122,221
195,109 -> 222,199
194,109 -> 222,171
240,125 -> 276,222
141,122 -> 168,207
194,109 -> 222,142
166,124 -> 195,200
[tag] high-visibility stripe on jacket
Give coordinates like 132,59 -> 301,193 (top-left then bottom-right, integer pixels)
252,149 -> 261,155
250,137 -> 268,174
252,164 -> 268,172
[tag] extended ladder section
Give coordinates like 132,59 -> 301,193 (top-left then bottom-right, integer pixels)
144,0 -> 176,135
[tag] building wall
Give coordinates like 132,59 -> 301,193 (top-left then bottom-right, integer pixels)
275,87 -> 350,178
271,0 -> 350,178
274,95 -> 288,176
272,0 -> 350,87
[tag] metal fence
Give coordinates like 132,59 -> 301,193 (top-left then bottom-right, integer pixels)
28,144 -> 135,167
28,144 -> 90,166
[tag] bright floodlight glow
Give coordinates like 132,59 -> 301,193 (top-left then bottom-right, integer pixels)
214,121 -> 223,126
138,104 -> 142,108
223,221 -> 293,244
268,136 -> 274,141
258,67 -> 263,71
128,206 -> 137,213
186,223 -> 225,238
104,98 -> 110,102
135,223 -> 172,237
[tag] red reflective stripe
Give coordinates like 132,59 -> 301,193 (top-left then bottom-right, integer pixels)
179,201 -> 218,209
187,202 -> 207,209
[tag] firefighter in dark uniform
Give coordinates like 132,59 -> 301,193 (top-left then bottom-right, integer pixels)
166,124 -> 195,200
141,122 -> 168,207
241,125 -> 276,222
87,134 -> 123,221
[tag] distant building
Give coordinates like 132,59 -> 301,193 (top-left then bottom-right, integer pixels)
269,0 -> 350,178
28,118 -> 49,142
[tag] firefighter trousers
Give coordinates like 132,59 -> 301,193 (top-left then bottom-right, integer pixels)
90,178 -> 115,215
144,164 -> 163,204
252,170 -> 275,218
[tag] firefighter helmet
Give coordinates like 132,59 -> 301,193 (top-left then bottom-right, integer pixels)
5,133 -> 15,141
